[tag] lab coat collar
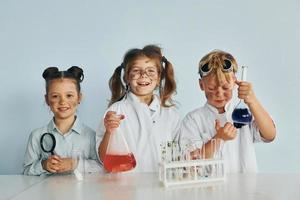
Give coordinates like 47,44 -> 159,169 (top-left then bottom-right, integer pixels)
205,100 -> 233,114
127,92 -> 160,112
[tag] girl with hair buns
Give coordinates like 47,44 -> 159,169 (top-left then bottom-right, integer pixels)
23,66 -> 100,175
96,44 -> 181,172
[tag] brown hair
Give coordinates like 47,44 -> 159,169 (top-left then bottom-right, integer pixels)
108,44 -> 176,107
42,66 -> 84,95
198,50 -> 238,85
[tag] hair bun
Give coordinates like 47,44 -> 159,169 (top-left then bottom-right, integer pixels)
42,67 -> 59,80
67,66 -> 84,82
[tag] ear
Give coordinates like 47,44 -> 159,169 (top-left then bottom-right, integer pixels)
199,79 -> 205,91
124,76 -> 130,87
44,94 -> 50,106
78,93 -> 83,104
156,76 -> 161,87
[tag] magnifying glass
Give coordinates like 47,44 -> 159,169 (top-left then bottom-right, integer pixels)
40,133 -> 56,155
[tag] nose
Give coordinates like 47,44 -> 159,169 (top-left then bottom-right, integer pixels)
140,70 -> 147,77
59,96 -> 66,104
215,87 -> 223,97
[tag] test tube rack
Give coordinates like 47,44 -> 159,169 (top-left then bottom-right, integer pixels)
159,158 -> 225,187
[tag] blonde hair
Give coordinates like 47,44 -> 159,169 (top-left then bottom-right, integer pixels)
198,50 -> 238,85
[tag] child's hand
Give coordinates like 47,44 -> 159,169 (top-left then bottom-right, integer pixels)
214,120 -> 237,141
56,158 -> 77,173
42,155 -> 62,173
104,111 -> 125,134
236,80 -> 257,106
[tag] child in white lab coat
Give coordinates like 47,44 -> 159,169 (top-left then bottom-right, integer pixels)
179,50 -> 276,173
96,45 -> 181,172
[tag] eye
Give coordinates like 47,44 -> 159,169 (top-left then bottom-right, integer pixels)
130,68 -> 140,74
207,87 -> 215,91
51,94 -> 58,98
67,94 -> 74,98
222,84 -> 231,90
146,68 -> 157,75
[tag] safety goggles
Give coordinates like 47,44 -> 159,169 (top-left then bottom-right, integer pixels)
199,59 -> 233,77
129,67 -> 158,80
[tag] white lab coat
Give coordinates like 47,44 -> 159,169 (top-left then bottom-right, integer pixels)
178,101 -> 270,173
96,92 -> 181,172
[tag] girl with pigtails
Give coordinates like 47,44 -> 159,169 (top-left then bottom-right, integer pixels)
96,45 -> 181,172
23,66 -> 100,175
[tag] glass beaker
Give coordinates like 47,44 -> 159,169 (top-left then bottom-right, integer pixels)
103,116 -> 136,173
71,149 -> 85,180
232,66 -> 253,128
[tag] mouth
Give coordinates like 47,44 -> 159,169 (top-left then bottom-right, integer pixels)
58,107 -> 70,112
137,81 -> 151,86
215,100 -> 225,103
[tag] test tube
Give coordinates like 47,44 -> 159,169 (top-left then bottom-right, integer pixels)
160,142 -> 166,162
210,138 -> 217,178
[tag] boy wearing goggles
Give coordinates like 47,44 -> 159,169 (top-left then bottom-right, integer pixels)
179,50 -> 276,173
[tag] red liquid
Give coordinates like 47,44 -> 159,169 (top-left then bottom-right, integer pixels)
103,153 -> 136,173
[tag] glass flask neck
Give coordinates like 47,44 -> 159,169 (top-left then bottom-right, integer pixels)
241,66 -> 248,82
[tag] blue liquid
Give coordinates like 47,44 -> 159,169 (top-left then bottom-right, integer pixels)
232,108 -> 252,129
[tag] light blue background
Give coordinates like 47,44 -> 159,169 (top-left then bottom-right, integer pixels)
0,0 -> 299,174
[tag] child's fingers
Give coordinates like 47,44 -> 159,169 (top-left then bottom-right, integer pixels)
105,111 -> 116,117
112,114 -> 125,121
44,159 -> 59,173
223,122 -> 233,132
47,168 -> 57,173
108,123 -> 120,129
236,80 -> 249,85
50,155 -> 62,163
223,123 -> 236,138
105,113 -> 125,122
49,165 -> 60,173
228,125 -> 237,134
50,159 -> 59,165
118,114 -> 125,120
215,119 -> 221,131
105,119 -> 121,127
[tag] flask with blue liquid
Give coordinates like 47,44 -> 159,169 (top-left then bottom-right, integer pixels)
232,66 -> 253,128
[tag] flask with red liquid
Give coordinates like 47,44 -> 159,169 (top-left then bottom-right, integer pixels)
103,115 -> 136,173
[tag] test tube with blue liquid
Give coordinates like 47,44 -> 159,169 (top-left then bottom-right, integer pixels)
232,66 -> 253,128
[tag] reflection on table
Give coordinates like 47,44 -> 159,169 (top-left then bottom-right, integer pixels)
1,173 -> 300,200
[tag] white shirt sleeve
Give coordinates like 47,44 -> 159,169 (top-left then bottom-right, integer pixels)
178,113 -> 203,142
95,119 -> 105,163
251,120 -> 275,143
23,132 -> 49,175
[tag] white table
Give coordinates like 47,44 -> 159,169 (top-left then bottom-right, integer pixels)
1,173 -> 300,200
0,175 -> 46,200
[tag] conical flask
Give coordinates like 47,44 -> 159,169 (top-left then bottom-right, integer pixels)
103,116 -> 136,173
232,66 -> 253,128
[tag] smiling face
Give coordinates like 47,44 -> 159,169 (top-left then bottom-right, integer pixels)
199,72 -> 236,113
127,56 -> 160,104
45,78 -> 82,121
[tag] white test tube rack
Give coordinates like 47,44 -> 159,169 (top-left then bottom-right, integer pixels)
158,158 -> 225,187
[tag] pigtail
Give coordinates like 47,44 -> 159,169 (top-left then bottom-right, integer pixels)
108,64 -> 126,107
159,57 -> 176,107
